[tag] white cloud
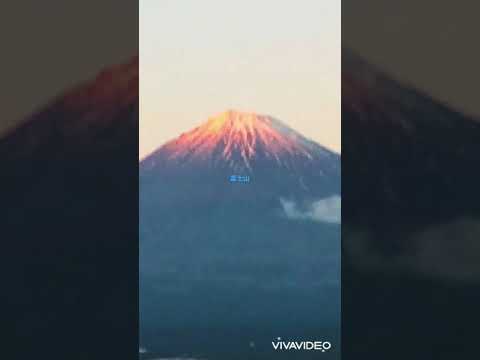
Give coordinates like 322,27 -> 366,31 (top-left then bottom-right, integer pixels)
280,195 -> 341,224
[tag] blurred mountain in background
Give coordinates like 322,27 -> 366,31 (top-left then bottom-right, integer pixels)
1,57 -> 138,360
342,50 -> 480,359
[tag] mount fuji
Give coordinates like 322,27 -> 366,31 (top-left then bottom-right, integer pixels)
140,110 -> 341,359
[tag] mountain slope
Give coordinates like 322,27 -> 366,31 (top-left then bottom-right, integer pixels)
141,110 -> 340,207
140,111 -> 341,359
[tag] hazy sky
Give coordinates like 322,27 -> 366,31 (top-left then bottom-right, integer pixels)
140,0 -> 340,158
343,1 -> 480,121
0,2 -> 137,137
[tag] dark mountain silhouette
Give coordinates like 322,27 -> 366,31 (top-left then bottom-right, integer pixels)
140,111 -> 341,359
1,57 -> 138,360
342,50 -> 480,359
343,50 -> 480,229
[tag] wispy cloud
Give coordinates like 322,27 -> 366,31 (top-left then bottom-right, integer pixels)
280,195 -> 341,224
344,217 -> 480,282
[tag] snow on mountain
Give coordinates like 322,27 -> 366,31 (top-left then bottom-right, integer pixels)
141,110 -> 338,176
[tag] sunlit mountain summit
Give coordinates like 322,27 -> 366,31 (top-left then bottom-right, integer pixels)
141,110 -> 340,202
148,110 -> 334,171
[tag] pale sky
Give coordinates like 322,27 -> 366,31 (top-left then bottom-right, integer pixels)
140,0 -> 340,159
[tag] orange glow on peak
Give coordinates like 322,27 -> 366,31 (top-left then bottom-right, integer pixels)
160,110 -> 316,170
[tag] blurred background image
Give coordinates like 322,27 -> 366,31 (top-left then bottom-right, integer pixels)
1,3 -> 138,360
342,1 -> 480,359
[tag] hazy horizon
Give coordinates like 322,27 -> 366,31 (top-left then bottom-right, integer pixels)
140,0 -> 341,159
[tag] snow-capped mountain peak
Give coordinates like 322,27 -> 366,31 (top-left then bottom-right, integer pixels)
145,110 -> 334,172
